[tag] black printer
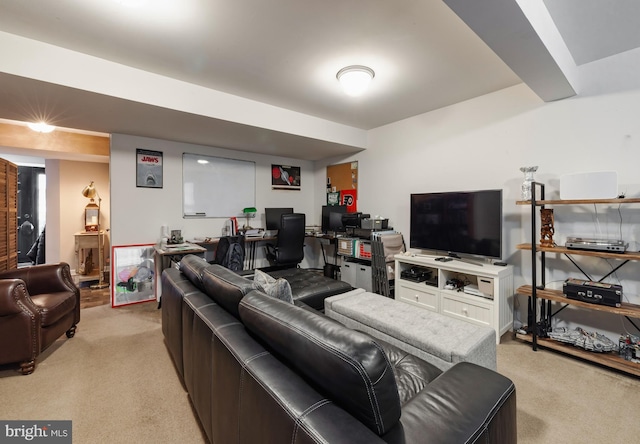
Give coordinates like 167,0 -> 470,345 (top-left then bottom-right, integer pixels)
342,212 -> 370,228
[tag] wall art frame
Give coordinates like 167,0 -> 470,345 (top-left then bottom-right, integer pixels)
111,243 -> 156,307
136,149 -> 163,188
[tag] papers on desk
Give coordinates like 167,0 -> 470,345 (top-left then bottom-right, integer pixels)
244,229 -> 265,238
162,242 -> 204,252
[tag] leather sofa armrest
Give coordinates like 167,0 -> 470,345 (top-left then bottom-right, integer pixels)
386,362 -> 516,444
0,263 -> 77,297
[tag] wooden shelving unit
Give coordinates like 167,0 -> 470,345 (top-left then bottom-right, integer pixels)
517,185 -> 640,376
514,332 -> 640,377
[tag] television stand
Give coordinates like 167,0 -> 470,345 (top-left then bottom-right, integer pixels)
394,254 -> 514,344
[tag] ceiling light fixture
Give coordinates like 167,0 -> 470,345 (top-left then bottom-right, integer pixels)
27,122 -> 55,133
336,65 -> 375,97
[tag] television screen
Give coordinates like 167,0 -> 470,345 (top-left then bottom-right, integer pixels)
265,207 -> 293,230
410,190 -> 502,259
321,205 -> 347,233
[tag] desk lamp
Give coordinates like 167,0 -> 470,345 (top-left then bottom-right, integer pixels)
242,207 -> 257,230
81,181 -> 109,289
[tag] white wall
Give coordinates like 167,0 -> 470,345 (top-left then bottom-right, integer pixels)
110,134 -> 323,268
314,82 -> 640,339
46,160 -> 110,269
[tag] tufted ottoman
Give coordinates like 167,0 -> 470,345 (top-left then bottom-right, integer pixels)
265,268 -> 353,311
325,289 -> 496,371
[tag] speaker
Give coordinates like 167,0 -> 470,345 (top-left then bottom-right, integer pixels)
560,171 -> 617,200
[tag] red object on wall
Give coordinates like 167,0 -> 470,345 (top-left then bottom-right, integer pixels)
341,189 -> 357,212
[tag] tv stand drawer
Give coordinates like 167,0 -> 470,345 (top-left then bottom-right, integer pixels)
397,280 -> 438,312
441,293 -> 492,327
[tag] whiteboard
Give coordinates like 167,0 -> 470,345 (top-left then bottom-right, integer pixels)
182,153 -> 255,217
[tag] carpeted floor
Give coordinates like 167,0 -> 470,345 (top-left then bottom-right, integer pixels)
1,302 -> 639,443
0,302 -> 207,443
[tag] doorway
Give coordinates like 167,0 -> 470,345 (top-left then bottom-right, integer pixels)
17,166 -> 46,265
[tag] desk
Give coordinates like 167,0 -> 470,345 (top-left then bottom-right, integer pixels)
74,231 -> 104,281
154,243 -> 207,302
191,236 -> 277,270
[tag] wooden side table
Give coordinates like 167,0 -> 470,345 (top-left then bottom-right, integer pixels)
74,231 -> 104,281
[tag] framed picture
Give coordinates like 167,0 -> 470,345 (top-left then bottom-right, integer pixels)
111,244 -> 156,307
271,164 -> 301,190
136,149 -> 163,188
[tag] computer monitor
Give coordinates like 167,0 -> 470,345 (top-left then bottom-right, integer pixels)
321,205 -> 347,233
265,207 -> 294,230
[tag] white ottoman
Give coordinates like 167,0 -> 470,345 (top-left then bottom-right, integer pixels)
325,290 -> 496,371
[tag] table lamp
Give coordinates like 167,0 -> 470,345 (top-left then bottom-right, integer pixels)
242,207 -> 257,230
81,181 -> 109,289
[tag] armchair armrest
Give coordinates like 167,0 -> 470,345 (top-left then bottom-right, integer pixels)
0,263 -> 78,297
0,280 -> 42,367
0,280 -> 41,317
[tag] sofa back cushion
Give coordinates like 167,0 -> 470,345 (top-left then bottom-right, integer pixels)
179,255 -> 210,291
202,265 -> 255,319
238,290 -> 401,436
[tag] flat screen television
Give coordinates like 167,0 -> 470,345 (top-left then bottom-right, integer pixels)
410,189 -> 502,260
321,205 -> 347,233
265,207 -> 293,230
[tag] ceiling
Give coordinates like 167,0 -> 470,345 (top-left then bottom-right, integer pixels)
0,0 -> 635,160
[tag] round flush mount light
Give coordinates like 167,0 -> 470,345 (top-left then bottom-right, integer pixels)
336,65 -> 375,97
27,122 -> 55,133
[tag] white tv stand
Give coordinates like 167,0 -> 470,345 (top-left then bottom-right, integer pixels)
394,254 -> 514,343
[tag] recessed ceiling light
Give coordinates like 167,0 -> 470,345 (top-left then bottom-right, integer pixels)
27,122 -> 55,133
336,65 -> 375,97
197,159 -> 209,165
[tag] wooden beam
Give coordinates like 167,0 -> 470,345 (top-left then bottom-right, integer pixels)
0,122 -> 109,157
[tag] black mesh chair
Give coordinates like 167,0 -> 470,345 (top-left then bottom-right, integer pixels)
265,213 -> 306,269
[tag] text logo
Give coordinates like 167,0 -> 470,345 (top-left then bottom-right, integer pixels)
1,421 -> 71,443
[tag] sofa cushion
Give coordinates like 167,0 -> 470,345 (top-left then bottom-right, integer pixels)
31,292 -> 77,327
201,265 -> 255,319
239,290 -> 401,436
252,270 -> 293,304
179,254 -> 210,291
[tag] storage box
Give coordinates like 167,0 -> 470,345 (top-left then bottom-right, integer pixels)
477,277 -> 494,297
337,238 -> 356,256
355,240 -> 372,259
361,218 -> 389,230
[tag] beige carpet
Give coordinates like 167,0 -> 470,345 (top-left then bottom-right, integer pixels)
0,303 -> 207,443
1,302 -> 639,443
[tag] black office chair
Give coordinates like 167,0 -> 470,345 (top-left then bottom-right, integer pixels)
265,213 -> 306,269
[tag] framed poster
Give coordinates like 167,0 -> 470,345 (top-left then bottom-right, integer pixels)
136,149 -> 163,188
272,164 -> 301,190
111,244 -> 156,307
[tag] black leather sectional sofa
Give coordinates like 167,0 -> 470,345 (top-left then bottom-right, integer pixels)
161,255 -> 517,443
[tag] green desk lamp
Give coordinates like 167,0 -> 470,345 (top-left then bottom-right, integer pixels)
242,207 -> 257,230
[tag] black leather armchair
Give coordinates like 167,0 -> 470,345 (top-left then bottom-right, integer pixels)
265,213 -> 305,269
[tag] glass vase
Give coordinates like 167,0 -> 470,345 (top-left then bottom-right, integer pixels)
520,166 -> 538,201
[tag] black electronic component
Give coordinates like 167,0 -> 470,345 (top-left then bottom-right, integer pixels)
563,278 -> 622,308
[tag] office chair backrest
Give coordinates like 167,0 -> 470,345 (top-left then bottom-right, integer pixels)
276,213 -> 306,266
